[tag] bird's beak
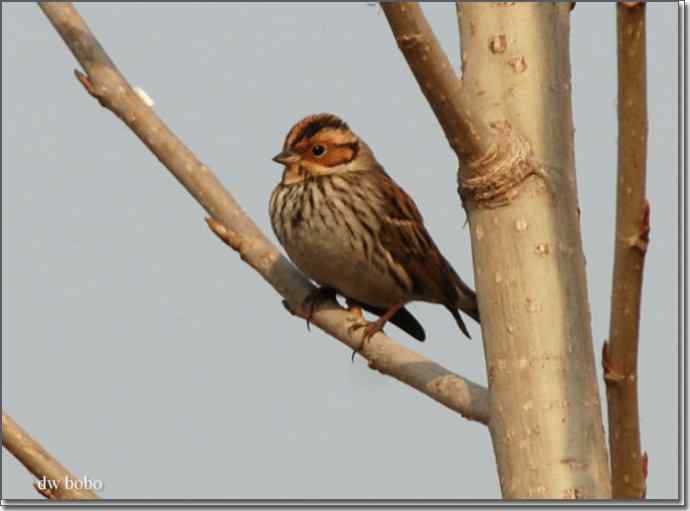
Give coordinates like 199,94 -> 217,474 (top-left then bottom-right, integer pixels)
272,150 -> 300,165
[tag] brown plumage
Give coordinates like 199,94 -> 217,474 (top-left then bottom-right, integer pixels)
269,113 -> 479,344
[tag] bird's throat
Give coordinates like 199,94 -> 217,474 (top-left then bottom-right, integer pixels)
281,162 -> 336,185
281,165 -> 307,185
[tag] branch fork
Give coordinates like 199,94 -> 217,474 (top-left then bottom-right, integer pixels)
458,121 -> 538,208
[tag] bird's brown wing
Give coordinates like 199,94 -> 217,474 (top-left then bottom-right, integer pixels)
368,168 -> 476,338
370,170 -> 457,300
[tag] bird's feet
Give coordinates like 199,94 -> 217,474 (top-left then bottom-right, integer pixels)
348,317 -> 387,345
347,302 -> 403,362
302,286 -> 337,331
348,318 -> 387,361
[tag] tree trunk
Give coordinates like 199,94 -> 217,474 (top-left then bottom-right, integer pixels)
457,3 -> 611,498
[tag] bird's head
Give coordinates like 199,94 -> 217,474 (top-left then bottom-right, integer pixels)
273,113 -> 374,185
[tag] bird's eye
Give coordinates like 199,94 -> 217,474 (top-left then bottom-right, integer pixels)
312,145 -> 326,157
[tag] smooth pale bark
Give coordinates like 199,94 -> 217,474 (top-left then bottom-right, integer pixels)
604,1 -> 648,499
457,3 -> 611,498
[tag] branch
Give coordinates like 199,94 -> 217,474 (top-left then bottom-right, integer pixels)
381,3 -> 494,164
382,2 -> 539,212
37,2 -> 489,425
604,1 -> 648,499
2,411 -> 100,500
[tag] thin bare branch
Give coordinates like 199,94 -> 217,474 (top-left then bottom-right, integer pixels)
37,2 -> 489,425
2,411 -> 100,500
381,2 -> 494,163
604,0 -> 648,499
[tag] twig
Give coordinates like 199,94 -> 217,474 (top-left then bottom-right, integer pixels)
37,2 -> 489,425
604,0 -> 648,499
2,411 -> 100,500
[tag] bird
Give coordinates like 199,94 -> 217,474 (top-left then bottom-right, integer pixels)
269,113 -> 480,346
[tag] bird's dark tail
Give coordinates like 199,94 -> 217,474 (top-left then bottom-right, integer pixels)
447,264 -> 480,339
445,305 -> 471,339
358,303 -> 426,342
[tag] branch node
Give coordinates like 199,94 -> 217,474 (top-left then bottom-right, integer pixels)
205,216 -> 245,254
634,200 -> 651,251
604,371 -> 625,383
458,121 -> 538,208
396,32 -> 424,51
602,341 -> 625,383
74,69 -> 106,107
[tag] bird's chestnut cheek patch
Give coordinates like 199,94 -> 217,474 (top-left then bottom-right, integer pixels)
318,146 -> 354,167
299,144 -> 354,169
300,159 -> 331,177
